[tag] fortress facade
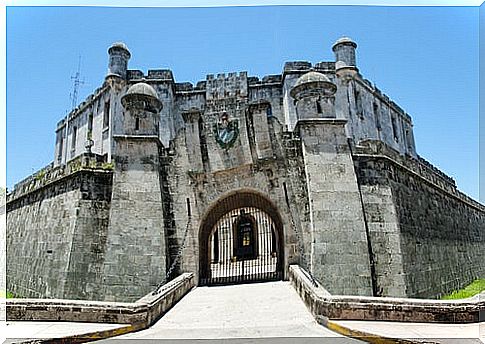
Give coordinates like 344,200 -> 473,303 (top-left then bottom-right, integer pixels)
6,38 -> 485,302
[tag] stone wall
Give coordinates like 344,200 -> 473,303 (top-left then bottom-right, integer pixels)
6,170 -> 112,299
289,265 -> 483,324
334,75 -> 416,158
99,136 -> 166,302
7,273 -> 195,327
355,144 -> 485,298
54,86 -> 111,166
167,133 -> 303,282
296,118 -> 373,296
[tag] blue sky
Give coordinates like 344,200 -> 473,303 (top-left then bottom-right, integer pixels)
5,4 -> 481,200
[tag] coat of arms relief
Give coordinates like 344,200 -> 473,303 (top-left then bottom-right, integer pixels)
213,112 -> 239,149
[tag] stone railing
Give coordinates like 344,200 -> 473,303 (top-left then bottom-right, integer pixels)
6,272 -> 195,327
289,265 -> 484,324
7,153 -> 112,203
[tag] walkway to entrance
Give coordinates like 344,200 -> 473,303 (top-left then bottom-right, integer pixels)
105,282 -> 360,341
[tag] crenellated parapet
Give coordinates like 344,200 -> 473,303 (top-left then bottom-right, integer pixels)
7,153 -> 110,203
354,139 -> 484,212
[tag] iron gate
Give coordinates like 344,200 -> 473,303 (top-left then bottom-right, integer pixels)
200,205 -> 282,286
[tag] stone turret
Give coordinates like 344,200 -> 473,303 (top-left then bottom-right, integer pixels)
332,36 -> 358,76
290,71 -> 337,119
121,82 -> 162,136
102,80 -> 166,301
107,42 -> 131,79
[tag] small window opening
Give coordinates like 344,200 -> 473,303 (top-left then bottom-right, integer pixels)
354,88 -> 363,119
283,182 -> 290,207
186,198 -> 191,217
57,136 -> 64,162
135,117 -> 140,131
266,106 -> 273,118
391,117 -> 399,142
71,126 -> 77,156
88,112 -> 93,132
373,103 -> 381,130
316,100 -> 322,114
103,101 -> 110,128
87,112 -> 93,140
406,129 -> 412,150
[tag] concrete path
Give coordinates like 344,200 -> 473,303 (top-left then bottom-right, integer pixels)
1,321 -> 131,343
98,281 -> 361,342
330,320 -> 485,344
4,283 -> 482,343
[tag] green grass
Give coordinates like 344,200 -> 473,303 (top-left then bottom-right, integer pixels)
0,290 -> 15,298
441,279 -> 485,300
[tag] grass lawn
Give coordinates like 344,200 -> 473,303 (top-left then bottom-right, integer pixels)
441,279 -> 485,300
0,290 -> 15,298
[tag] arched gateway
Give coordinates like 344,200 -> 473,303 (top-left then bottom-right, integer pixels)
199,191 -> 285,286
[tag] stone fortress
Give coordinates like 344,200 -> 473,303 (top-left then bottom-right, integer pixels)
6,37 -> 485,302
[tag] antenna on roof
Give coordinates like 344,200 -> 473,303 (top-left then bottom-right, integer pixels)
69,55 -> 85,110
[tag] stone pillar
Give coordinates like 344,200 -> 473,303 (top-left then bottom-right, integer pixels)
291,70 -> 373,296
296,119 -> 373,296
248,101 -> 273,160
182,109 -> 204,172
100,82 -> 167,302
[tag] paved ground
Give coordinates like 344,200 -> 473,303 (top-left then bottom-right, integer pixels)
333,320 -> 485,344
96,338 -> 362,343
2,282 -> 483,343
1,321 -> 130,343
96,281 -> 361,343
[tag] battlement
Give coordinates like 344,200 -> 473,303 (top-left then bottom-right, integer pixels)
7,153 -> 111,203
354,140 -> 484,212
283,61 -> 312,74
356,75 -> 412,123
314,61 -> 336,72
205,71 -> 248,99
355,139 -> 455,187
175,82 -> 194,92
55,85 -> 109,132
127,69 -> 175,82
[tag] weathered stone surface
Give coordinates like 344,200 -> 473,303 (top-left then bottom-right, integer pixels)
6,38 -> 484,302
7,170 -> 112,299
355,141 -> 485,298
289,265 -> 483,324
7,273 -> 195,327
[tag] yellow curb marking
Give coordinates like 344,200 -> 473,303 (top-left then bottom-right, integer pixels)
325,320 -> 440,344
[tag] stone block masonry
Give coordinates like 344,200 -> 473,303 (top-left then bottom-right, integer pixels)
297,119 -> 373,296
6,37 -> 485,302
7,273 -> 195,328
289,265 -> 483,323
354,141 -> 485,298
100,136 -> 167,302
6,170 -> 112,299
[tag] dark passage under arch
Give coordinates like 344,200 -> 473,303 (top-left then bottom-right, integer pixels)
199,191 -> 284,286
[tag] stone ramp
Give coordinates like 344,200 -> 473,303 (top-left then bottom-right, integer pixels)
102,281 -> 358,341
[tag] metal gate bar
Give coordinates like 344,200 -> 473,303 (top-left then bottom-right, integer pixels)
202,206 -> 281,286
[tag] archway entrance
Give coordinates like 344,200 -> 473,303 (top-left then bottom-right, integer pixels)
199,191 -> 284,286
